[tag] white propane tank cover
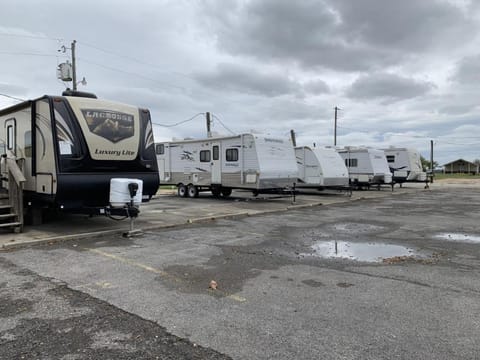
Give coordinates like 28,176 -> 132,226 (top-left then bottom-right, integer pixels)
109,178 -> 143,208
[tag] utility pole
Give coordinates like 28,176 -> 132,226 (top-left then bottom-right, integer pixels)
430,140 -> 434,183
71,40 -> 77,90
334,106 -> 340,146
290,129 -> 297,147
57,40 -> 86,90
206,112 -> 211,137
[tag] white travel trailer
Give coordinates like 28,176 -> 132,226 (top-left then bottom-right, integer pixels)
156,133 -> 298,197
382,147 -> 427,184
0,91 -> 160,223
337,147 -> 392,188
295,146 -> 349,189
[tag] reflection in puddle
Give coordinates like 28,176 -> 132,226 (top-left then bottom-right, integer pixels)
435,233 -> 480,243
309,241 -> 421,262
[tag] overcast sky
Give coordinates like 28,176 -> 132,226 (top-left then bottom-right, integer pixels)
1,0 -> 480,165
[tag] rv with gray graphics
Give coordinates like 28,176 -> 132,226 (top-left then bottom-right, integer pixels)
156,133 -> 298,198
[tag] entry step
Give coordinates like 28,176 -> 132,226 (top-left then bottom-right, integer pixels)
0,221 -> 21,228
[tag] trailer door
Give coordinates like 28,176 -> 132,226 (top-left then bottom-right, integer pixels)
211,142 -> 221,184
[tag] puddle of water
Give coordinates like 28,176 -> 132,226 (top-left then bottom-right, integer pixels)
308,241 -> 420,262
333,223 -> 384,233
435,233 -> 480,243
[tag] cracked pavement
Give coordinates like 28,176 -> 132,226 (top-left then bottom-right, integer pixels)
1,187 -> 480,359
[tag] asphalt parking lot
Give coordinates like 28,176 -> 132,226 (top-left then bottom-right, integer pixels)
1,184 -> 480,359
0,186 -> 397,249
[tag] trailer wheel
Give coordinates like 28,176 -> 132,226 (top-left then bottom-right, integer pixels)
211,187 -> 221,197
221,188 -> 232,197
177,184 -> 187,197
187,185 -> 199,198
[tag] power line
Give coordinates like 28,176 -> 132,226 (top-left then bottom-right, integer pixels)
0,34 -> 249,108
212,114 -> 235,135
0,51 -> 63,58
0,50 -> 185,91
441,135 -> 480,139
0,33 -> 192,81
0,93 -> 25,102
439,140 -> 480,146
0,32 -> 62,41
77,57 -> 186,91
152,113 -> 205,127
78,41 -> 192,80
78,49 -> 248,107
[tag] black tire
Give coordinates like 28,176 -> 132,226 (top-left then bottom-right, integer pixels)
221,188 -> 232,197
177,184 -> 187,197
211,187 -> 221,197
187,185 -> 199,198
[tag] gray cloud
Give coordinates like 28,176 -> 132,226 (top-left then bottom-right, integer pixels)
201,0 -> 472,72
303,79 -> 330,95
262,99 -> 329,122
203,0 -> 396,71
346,73 -> 434,101
452,54 -> 480,84
334,0 -> 469,51
438,104 -> 477,116
194,63 -> 300,97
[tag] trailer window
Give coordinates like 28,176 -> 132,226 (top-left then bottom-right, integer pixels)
54,101 -> 83,158
345,158 -> 358,167
156,144 -> 164,155
200,150 -> 211,162
226,148 -> 238,162
24,131 -> 32,158
213,145 -> 219,160
386,155 -> 395,163
6,125 -> 14,150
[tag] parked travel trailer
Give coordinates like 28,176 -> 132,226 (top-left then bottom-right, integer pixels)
295,146 -> 349,189
382,147 -> 427,184
156,133 -> 298,197
337,147 -> 392,188
0,91 -> 160,221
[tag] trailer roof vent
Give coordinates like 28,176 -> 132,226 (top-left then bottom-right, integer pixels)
62,89 -> 97,99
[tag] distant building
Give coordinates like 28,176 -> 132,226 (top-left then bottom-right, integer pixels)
443,159 -> 478,174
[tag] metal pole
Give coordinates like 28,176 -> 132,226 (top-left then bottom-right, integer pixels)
334,106 -> 338,146
71,40 -> 77,90
430,140 -> 434,183
290,129 -> 296,147
206,112 -> 211,137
